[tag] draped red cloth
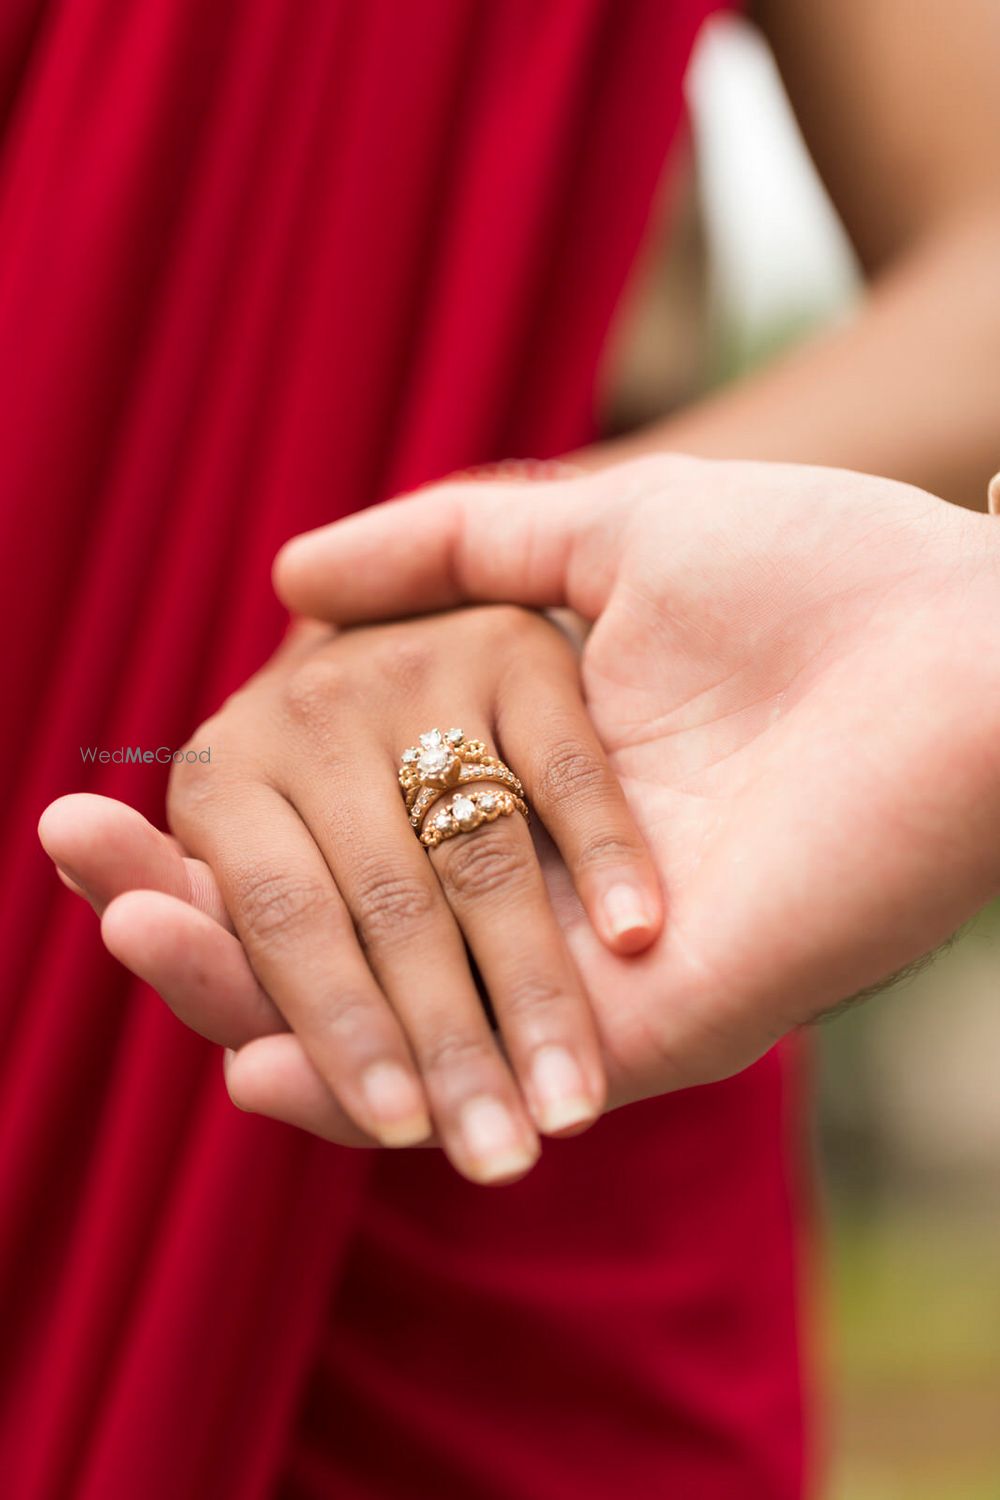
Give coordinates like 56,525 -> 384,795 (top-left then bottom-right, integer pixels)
0,3 -> 812,1497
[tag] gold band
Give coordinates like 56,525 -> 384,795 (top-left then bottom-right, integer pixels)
419,787 -> 529,848
407,760 -> 525,829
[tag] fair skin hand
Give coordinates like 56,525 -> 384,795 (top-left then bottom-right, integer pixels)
39,605 -> 663,1186
41,456 -> 1000,1165
267,455 -> 1000,1067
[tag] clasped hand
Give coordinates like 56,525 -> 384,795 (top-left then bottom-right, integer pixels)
40,455 -> 1000,1186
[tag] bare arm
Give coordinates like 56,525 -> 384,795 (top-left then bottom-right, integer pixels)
589,0 -> 1000,509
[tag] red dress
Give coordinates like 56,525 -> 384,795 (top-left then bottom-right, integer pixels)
0,3 -> 812,1496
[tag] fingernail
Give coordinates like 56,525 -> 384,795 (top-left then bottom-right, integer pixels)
530,1045 -> 597,1134
54,860 -> 89,896
361,1063 -> 432,1147
601,883 -> 655,952
222,1048 -> 251,1111
459,1096 -> 537,1184
276,534 -> 311,568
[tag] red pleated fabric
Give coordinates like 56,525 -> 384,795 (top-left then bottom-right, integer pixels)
0,3 -> 810,1497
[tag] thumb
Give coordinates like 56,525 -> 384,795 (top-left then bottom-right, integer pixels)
273,471 -> 618,623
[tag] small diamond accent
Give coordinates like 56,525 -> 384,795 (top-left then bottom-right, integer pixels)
434,810 -> 453,831
479,792 -> 496,812
446,727 -> 464,744
401,748 -> 418,764
420,729 -> 443,750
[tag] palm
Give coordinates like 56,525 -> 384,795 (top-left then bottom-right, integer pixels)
537,463 -> 1000,1105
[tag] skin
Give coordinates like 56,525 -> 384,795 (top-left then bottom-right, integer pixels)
597,0 -> 1000,510
40,605 -> 663,1186
42,456 -> 1000,1170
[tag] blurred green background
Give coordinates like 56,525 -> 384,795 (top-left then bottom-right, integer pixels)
818,901 -> 1000,1499
600,15 -> 1000,1495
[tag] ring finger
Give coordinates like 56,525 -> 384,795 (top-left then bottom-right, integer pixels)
286,741 -> 542,1185
420,731 -> 607,1137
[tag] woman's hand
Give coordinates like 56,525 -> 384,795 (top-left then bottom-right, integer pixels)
40,606 -> 662,1185
269,453 -> 1000,1067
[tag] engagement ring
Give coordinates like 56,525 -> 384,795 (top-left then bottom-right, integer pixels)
398,728 -> 528,845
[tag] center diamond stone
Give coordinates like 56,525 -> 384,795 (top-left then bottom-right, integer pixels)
417,745 -> 452,777
451,795 -> 477,829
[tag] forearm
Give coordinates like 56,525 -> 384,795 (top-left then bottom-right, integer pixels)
583,209 -> 1000,510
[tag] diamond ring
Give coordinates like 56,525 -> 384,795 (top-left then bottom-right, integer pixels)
420,786 -> 528,848
398,728 -> 528,845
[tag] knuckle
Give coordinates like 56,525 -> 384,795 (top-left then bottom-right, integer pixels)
281,656 -> 350,731
476,603 -> 539,642
379,635 -> 435,685
534,739 -> 608,807
236,867 -> 335,947
498,972 -> 570,1024
312,989 -> 379,1043
574,829 -> 646,871
165,729 -> 222,831
436,832 -> 533,902
351,865 -> 437,952
419,1025 -> 496,1077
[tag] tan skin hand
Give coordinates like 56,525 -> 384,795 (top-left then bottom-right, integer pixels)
40,604 -> 662,1185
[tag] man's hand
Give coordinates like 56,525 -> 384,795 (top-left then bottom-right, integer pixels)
273,454 -> 1000,1076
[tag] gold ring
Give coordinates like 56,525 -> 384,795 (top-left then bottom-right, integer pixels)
398,728 -> 528,843
404,750 -> 522,810
420,787 -> 529,848
406,760 -> 525,829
